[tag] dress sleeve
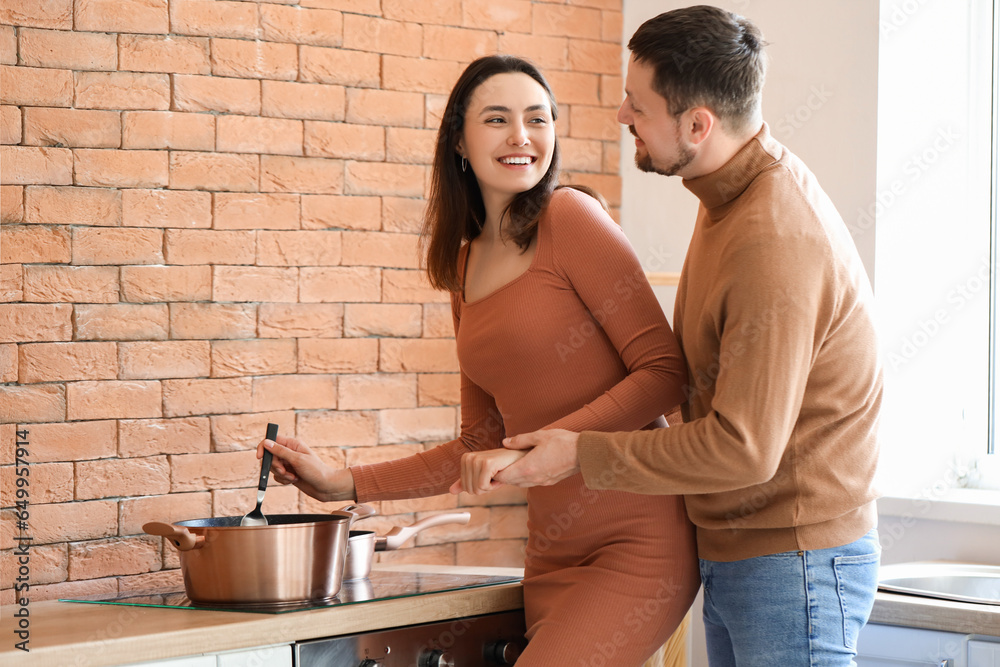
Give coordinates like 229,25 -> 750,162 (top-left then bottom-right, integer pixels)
544,188 -> 688,432
349,291 -> 506,501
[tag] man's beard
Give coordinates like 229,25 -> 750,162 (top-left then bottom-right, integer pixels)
630,125 -> 694,177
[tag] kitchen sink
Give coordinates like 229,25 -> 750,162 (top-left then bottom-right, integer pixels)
878,561 -> 1000,606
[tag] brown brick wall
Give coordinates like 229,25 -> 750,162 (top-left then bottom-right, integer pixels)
0,0 -> 623,602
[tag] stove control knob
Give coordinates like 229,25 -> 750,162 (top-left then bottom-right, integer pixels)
418,649 -> 455,667
485,640 -> 521,665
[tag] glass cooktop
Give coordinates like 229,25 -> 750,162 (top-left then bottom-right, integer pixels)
59,570 -> 522,615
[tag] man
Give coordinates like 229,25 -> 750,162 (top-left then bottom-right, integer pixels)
484,6 -> 882,665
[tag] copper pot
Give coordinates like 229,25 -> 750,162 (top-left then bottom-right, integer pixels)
344,511 -> 471,580
144,511 -> 359,606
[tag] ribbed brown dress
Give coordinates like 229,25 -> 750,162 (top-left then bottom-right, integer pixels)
350,188 -> 700,666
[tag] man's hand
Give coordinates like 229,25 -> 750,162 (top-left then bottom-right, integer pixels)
496,429 -> 581,487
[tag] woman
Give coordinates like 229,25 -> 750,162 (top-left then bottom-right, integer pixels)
258,55 -> 699,666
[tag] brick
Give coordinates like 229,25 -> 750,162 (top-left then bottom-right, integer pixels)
418,373 -> 460,406
22,578 -> 118,602
339,373 -> 416,410
170,450 -> 258,492
261,5 -> 342,46
533,4 -> 602,39
385,127 -> 435,164
25,186 -> 121,226
381,196 -> 425,234
376,542 -> 455,566
600,74 -> 623,107
169,303 -> 256,340
342,231 -> 419,269
1,185 -> 23,221
28,500 -> 117,544
211,339 -> 297,377
456,538 -> 524,568
214,483 -> 299,516
0,65 -> 72,107
170,0 -> 258,39
301,0 -> 378,12
122,189 -> 211,228
497,33 -> 568,70
262,81 -> 345,121
119,341 -> 210,380
122,111 -> 214,151
382,269 -> 449,303
258,230 -> 341,266
172,74 -> 260,115
120,491 -> 211,534
165,229 -> 255,265
379,407 -> 456,444
562,172 -> 620,207
299,46 -> 379,87
380,339 -> 458,373
76,0 -> 169,34
343,15 -> 421,57
1,224 -> 71,264
217,115 -> 303,156
382,0 -> 459,24
0,384 -> 65,423
302,194 -> 380,231
0,344 -> 15,382
0,26 -> 12,65
251,374 -> 337,411
569,0 -> 619,10
1,0 -> 73,30
382,55 -> 461,95
77,456 -> 171,500
1,541 -> 69,583
67,380 -> 161,420
569,38 -> 620,75
0,303 -> 72,342
69,536 -> 161,580
297,338 -> 378,373
297,409 -> 376,448
23,108 -> 120,148
0,264 -> 22,301
18,342 -> 117,383
121,265 -> 212,302
74,149 -> 169,188
162,378 -> 252,418
75,71 -> 170,110
304,121 -> 384,160
547,70 -> 601,107
211,38 -> 297,80
261,155 -> 343,195
344,303 -> 421,338
0,146 -> 72,185
211,266 -> 297,302
208,411 -> 294,452
119,570 -> 185,592
345,162 -> 424,197
22,265 -> 118,303
12,420 -> 116,462
299,266 -> 380,302
423,26 -> 496,62
72,227 -> 163,265
425,94 -> 447,130
169,151 -> 259,192
258,303 -> 343,338
462,0 -> 532,31
346,88 -> 423,128
561,137 -> 604,172
18,28 -> 116,71
570,104 -> 619,141
603,140 -> 620,175
119,34 -> 210,75
75,303 -> 169,341
118,417 -> 210,457
602,10 -> 623,43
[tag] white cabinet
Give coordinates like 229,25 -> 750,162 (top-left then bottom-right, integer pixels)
856,624 -> 967,666
969,639 -> 1000,667
121,658 -> 215,667
121,644 -> 291,667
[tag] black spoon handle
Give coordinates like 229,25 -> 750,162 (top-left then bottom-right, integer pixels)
259,423 -> 278,492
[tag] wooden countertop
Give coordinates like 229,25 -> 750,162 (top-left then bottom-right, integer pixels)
1,565 -> 525,667
870,590 -> 1000,636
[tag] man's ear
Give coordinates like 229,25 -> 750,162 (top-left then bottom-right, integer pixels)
683,107 -> 716,146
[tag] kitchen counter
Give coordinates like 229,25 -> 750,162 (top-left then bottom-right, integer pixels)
870,590 -> 1000,636
1,565 -> 525,667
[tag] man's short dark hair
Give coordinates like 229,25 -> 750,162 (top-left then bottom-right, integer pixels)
628,5 -> 767,132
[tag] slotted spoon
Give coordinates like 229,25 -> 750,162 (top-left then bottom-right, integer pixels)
241,422 -> 278,526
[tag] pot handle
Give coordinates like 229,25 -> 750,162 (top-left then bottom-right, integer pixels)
380,511 -> 471,551
336,503 -> 377,522
143,522 -> 205,552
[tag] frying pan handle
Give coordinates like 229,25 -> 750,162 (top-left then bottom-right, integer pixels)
143,522 -> 205,551
380,511 -> 471,551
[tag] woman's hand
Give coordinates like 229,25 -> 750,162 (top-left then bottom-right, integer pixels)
449,448 -> 528,495
257,435 -> 356,502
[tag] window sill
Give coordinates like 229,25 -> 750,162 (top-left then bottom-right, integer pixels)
878,488 -> 1000,526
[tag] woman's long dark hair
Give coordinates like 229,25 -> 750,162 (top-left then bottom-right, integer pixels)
423,55 -> 561,292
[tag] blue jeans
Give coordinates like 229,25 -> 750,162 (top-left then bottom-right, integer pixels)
701,529 -> 880,667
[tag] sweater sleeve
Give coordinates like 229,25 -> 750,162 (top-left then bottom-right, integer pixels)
577,230 -> 832,495
350,292 -> 505,501
544,188 -> 688,432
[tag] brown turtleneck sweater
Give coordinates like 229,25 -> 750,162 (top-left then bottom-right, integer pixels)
578,124 -> 882,562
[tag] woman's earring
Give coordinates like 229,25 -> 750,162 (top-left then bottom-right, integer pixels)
461,156 -> 468,173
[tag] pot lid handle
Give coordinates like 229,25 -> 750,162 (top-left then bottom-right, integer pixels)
382,512 -> 471,551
